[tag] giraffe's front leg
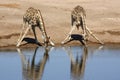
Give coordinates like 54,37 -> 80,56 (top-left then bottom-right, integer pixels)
85,28 -> 90,41
48,37 -> 55,46
86,26 -> 104,44
82,28 -> 87,40
16,25 -> 31,47
17,22 -> 26,44
38,26 -> 55,46
61,25 -> 76,44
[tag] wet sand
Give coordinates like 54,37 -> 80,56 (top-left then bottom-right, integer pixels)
0,0 -> 120,48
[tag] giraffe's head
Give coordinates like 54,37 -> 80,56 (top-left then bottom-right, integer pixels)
71,5 -> 86,30
72,15 -> 82,30
76,16 -> 81,25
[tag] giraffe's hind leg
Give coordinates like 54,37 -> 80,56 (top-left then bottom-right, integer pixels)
32,26 -> 39,44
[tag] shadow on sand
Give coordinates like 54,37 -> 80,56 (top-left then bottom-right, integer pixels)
21,37 -> 42,46
63,34 -> 86,45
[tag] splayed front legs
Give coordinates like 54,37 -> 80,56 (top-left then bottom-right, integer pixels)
61,25 -> 104,45
17,25 -> 55,47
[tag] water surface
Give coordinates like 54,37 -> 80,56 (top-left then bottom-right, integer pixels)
0,45 -> 120,80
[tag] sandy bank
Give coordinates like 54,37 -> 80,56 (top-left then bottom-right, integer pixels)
0,0 -> 120,48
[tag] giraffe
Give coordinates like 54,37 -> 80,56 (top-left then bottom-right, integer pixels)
17,7 -> 54,47
61,5 -> 87,44
61,5 -> 104,45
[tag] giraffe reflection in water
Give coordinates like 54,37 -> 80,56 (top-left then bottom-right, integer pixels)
17,46 -> 52,80
64,46 -> 88,80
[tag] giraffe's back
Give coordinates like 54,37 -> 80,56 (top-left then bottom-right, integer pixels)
23,7 -> 40,26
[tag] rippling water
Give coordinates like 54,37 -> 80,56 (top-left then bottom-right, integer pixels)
0,45 -> 120,80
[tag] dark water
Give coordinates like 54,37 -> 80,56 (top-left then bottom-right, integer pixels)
0,45 -> 120,80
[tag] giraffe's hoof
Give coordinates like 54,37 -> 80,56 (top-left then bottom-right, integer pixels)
16,44 -> 20,47
61,42 -> 65,45
82,34 -> 85,37
101,42 -> 104,45
50,42 -> 55,46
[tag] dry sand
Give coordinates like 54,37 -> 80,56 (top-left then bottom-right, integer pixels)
0,0 -> 120,48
